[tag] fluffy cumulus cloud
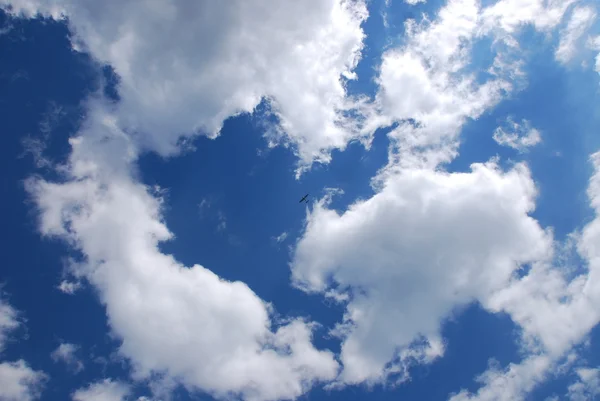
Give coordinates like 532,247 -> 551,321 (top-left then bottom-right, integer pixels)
556,5 -> 598,64
291,160 -> 552,384
0,299 -> 47,401
1,0 -> 371,168
25,107 -> 338,401
71,379 -> 130,401
492,117 -> 541,152
51,342 -> 84,374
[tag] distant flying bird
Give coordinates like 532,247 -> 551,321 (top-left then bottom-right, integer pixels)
299,193 -> 309,203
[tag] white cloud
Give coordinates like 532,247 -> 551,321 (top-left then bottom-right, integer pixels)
51,343 -> 84,374
0,1 -> 356,399
493,117 -> 541,153
293,0 -> 598,390
449,355 -> 552,401
374,0 -> 577,170
3,1 -> 598,401
444,152 -> 600,400
374,0 -> 520,169
274,232 -> 288,244
587,35 -> 600,73
58,280 -> 82,295
568,367 -> 600,401
0,360 -> 47,401
481,0 -> 577,35
0,299 -> 47,401
1,0 -> 371,170
25,108 -> 339,401
72,379 -> 130,401
0,300 -> 19,353
556,6 -> 598,64
291,159 -> 553,385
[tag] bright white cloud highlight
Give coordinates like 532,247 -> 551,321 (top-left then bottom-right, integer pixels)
51,343 -> 84,374
556,6 -> 598,64
72,379 -> 130,401
492,117 -> 541,152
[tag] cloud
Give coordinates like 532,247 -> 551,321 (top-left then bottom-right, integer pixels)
556,6 -> 598,64
1,0 -> 371,170
567,367 -> 600,401
480,0 -> 577,35
3,0 -> 596,400
51,343 -> 84,374
72,379 -> 130,401
374,0 -> 577,170
273,232 -> 288,244
0,1 -> 355,398
445,151 -> 600,400
291,159 -> 552,385
449,355 -> 552,401
374,0 -> 517,169
0,299 -> 19,353
293,0 -> 594,390
25,107 -> 339,401
0,360 -> 47,401
0,299 -> 47,401
587,35 -> 600,74
57,280 -> 83,295
492,117 -> 541,153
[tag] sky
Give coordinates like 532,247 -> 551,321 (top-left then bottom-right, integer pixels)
1,0 -> 600,400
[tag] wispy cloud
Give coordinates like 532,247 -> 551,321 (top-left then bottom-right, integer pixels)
51,343 -> 84,374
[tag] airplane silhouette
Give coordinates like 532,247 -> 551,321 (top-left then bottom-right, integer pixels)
299,193 -> 309,203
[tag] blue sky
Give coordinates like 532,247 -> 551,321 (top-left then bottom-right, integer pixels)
1,0 -> 600,401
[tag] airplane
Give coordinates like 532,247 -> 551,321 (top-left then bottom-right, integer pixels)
299,193 -> 309,203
